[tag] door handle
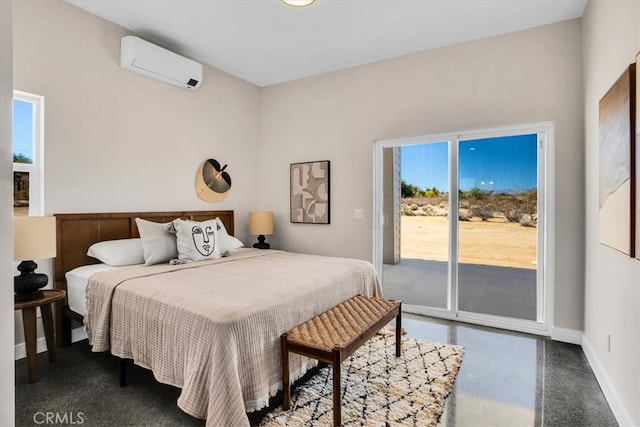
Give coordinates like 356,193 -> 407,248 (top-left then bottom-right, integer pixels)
379,213 -> 388,227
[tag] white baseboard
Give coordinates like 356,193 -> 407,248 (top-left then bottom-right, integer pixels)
71,326 -> 87,343
582,335 -> 635,427
14,327 -> 88,361
14,337 -> 48,361
550,326 -> 582,345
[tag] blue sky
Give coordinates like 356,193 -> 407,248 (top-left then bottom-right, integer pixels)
13,99 -> 33,162
401,134 -> 538,193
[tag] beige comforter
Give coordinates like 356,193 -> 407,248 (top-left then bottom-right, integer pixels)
84,249 -> 381,426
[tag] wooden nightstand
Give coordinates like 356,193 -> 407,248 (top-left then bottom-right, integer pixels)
14,289 -> 66,383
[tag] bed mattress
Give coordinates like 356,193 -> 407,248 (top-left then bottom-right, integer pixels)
65,263 -> 118,315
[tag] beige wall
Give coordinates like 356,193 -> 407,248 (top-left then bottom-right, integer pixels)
260,19 -> 585,331
13,1 -> 260,220
1,1 -> 14,424
582,1 -> 640,425
12,1 -> 261,348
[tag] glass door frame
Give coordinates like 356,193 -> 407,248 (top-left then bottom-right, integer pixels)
373,121 -> 555,336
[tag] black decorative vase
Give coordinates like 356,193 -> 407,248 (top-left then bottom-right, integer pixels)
14,260 -> 48,302
252,235 -> 271,250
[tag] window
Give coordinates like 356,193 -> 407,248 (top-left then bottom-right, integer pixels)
13,91 -> 44,216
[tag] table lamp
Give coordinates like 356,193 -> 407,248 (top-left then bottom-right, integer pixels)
249,211 -> 273,249
14,216 -> 57,302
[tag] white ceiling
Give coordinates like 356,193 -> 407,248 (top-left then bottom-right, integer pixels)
66,0 -> 587,87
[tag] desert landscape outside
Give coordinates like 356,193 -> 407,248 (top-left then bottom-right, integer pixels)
384,192 -> 539,320
401,193 -> 537,270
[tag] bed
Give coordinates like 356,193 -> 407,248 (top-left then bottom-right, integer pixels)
53,210 -> 381,427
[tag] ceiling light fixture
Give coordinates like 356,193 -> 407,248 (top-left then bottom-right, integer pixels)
281,0 -> 316,7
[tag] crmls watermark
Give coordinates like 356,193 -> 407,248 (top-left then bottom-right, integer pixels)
33,412 -> 86,425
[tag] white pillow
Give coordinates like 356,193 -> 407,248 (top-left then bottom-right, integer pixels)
215,217 -> 244,255
87,238 -> 145,266
172,218 -> 222,262
135,217 -> 178,266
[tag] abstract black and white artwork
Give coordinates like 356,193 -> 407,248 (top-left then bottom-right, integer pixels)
290,160 -> 330,224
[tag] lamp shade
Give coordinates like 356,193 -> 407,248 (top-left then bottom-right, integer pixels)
281,0 -> 316,6
249,211 -> 274,236
14,216 -> 57,261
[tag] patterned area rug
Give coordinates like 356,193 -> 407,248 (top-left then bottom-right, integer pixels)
260,335 -> 464,426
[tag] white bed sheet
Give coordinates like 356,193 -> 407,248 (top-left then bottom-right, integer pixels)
65,264 -> 119,315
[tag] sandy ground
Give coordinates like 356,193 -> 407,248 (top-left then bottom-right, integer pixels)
14,207 -> 29,216
401,216 -> 537,270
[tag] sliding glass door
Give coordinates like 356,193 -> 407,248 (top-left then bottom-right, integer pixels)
382,142 -> 450,311
457,134 -> 539,321
374,123 -> 551,333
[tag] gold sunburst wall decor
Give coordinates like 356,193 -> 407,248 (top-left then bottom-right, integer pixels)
195,158 -> 231,202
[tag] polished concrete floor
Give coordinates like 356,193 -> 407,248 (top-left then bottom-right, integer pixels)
403,315 -> 617,427
14,315 -> 617,426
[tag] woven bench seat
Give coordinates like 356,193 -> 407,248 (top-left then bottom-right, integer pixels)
281,295 -> 402,427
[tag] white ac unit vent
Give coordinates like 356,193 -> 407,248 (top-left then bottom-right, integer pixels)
120,36 -> 202,90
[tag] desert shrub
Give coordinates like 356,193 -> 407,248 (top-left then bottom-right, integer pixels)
14,189 -> 29,201
469,199 -> 495,221
402,189 -> 537,224
459,188 -> 494,220
494,191 -> 537,225
13,153 -> 31,164
423,187 -> 442,198
504,210 -> 524,223
463,187 -> 490,199
401,180 -> 420,198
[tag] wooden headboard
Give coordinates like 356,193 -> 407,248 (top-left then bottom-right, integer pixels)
53,210 -> 234,346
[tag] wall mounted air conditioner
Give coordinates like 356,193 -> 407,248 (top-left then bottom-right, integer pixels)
120,36 -> 202,90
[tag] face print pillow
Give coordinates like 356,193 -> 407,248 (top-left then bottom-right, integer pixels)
172,218 -> 222,262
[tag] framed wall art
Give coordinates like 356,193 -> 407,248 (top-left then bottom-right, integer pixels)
599,63 -> 636,257
290,160 -> 330,224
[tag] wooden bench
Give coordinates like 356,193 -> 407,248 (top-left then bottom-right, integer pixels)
280,295 -> 402,427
